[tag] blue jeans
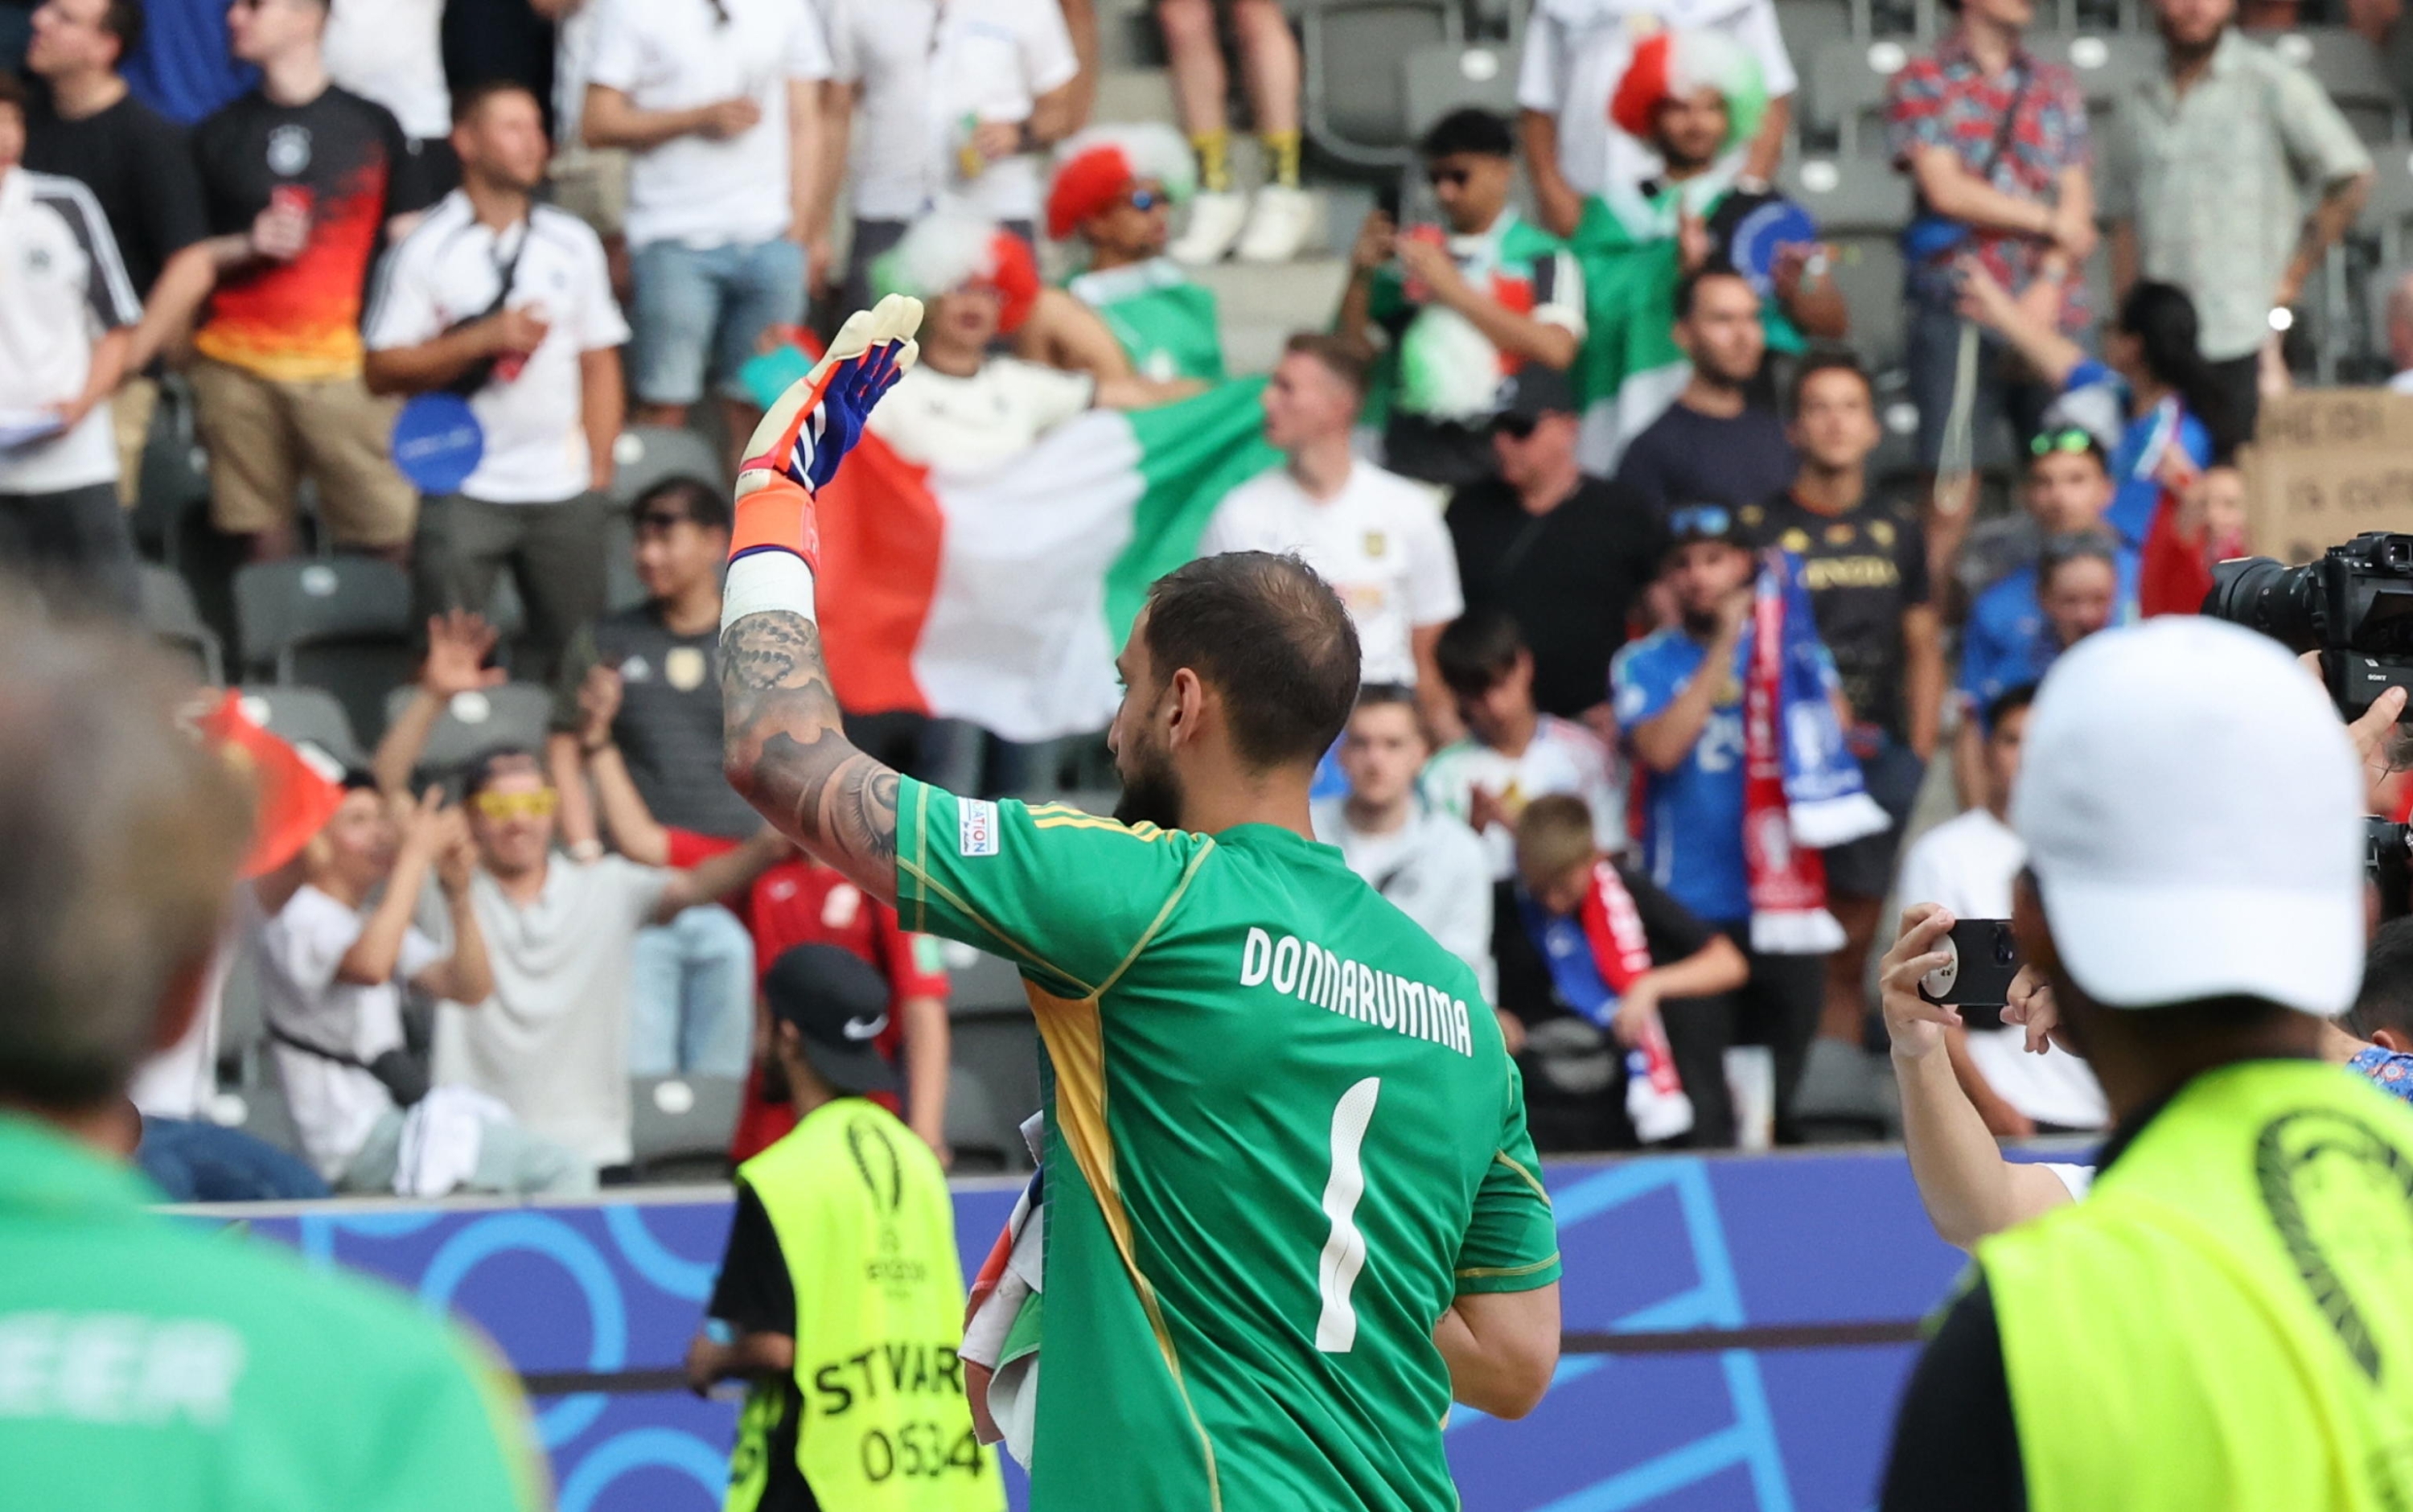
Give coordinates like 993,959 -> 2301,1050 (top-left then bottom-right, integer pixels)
629,903 -> 756,1078
138,1117 -> 331,1203
628,236 -> 808,407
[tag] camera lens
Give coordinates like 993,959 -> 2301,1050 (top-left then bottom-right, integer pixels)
1992,927 -> 2018,968
2204,557 -> 2325,654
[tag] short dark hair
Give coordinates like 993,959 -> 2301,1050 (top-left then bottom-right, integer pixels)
452,77 -> 538,125
94,0 -> 144,62
1673,261 -> 1751,321
462,745 -> 543,799
1282,332 -> 1371,401
1417,108 -> 1514,161
0,72 -> 27,118
1142,552 -> 1361,770
1983,682 -> 2038,734
1434,609 -> 1526,699
2037,530 -> 2119,591
632,475 -> 731,532
1787,349 -> 1874,413
1354,681 -> 1418,714
2349,916 -> 2413,1042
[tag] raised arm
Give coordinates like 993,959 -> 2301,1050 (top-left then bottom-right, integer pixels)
652,827 -> 789,922
721,298 -> 926,906
372,611 -> 505,798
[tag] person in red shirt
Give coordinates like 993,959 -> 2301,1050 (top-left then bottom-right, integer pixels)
571,664 -> 952,1163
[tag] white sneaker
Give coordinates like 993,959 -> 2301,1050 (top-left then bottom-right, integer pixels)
1169,190 -> 1248,265
1235,185 -> 1317,264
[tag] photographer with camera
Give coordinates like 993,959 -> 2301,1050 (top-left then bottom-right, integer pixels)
1879,615 -> 2413,1510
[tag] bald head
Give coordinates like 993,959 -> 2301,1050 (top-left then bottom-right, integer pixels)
0,597 -> 250,1111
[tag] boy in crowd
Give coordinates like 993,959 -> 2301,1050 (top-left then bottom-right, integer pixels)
1421,610 -> 1623,881
1310,684 -> 1495,994
1741,352 -> 1943,1043
1495,794 -> 1748,1152
1962,424 -> 2137,649
1892,682 -> 2106,1137
1337,108 -> 1585,488
1955,530 -> 2123,811
259,775 -> 592,1195
1611,505 -> 1828,1142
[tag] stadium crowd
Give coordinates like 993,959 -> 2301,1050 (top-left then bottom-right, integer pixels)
6,0 -> 2408,1196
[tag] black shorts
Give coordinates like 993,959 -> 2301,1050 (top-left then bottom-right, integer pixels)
1822,733 -> 1928,900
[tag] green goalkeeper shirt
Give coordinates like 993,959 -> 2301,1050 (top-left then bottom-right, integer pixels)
896,781 -> 1560,1512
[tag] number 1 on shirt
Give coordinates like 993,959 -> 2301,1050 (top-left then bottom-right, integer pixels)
1315,1077 -> 1382,1353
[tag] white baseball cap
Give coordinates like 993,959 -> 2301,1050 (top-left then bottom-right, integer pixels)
2010,617 -> 2366,1017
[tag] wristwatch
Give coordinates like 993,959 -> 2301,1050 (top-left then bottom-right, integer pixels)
569,839 -> 604,863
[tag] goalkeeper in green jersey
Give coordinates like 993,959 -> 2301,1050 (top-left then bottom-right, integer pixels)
718,297 -> 1563,1511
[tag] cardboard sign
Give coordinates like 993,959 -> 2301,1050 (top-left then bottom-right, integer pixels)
2243,390 -> 2413,561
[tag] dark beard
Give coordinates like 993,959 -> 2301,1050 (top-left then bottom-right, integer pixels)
758,1056 -> 792,1105
1113,750 -> 1184,830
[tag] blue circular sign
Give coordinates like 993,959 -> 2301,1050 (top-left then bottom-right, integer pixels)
392,392 -> 486,495
1724,196 -> 1822,300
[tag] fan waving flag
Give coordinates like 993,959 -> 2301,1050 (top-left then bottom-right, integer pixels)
812,379 -> 1278,741
191,691 -> 346,877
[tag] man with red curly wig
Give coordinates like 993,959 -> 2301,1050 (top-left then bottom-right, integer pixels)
1042,124 -> 1224,383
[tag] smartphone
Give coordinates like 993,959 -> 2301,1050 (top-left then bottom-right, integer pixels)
1374,179 -> 1402,224
1918,919 -> 2022,1009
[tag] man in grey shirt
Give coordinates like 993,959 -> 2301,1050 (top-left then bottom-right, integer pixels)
1309,684 -> 1494,997
549,476 -> 764,1079
2103,0 -> 2371,437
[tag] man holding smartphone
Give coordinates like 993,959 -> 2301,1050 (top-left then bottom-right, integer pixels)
1878,617 -> 2413,1509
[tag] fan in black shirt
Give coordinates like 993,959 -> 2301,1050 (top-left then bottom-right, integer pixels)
1448,368 -> 1666,721
1612,267 -> 1798,516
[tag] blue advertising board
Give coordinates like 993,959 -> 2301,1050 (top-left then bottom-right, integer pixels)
234,1146 -> 1980,1511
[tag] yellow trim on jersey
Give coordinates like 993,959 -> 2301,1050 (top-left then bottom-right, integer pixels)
909,792 -> 931,935
1030,814 -> 1174,840
1455,1254 -> 1562,1280
896,854 -> 1103,999
1095,841 -> 1214,999
1494,1151 -> 1552,1205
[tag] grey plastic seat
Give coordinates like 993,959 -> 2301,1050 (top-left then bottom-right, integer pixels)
138,565 -> 224,686
382,681 -> 555,781
1402,42 -> 1520,141
234,684 -> 368,771
629,1074 -> 745,1184
607,425 -> 726,512
1303,0 -> 1461,169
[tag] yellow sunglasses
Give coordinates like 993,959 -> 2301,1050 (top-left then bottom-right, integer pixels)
471,788 -> 560,821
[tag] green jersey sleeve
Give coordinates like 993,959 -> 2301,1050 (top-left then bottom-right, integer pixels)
361,1326 -> 548,1511
894,779 -> 1210,999
1453,1062 -> 1562,1295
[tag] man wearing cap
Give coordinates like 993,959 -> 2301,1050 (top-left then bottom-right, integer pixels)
1336,107 -> 1585,489
1042,124 -> 1224,384
1879,617 -> 2413,1508
1446,364 -> 1664,730
1611,503 -> 1830,1144
687,943 -> 1002,1512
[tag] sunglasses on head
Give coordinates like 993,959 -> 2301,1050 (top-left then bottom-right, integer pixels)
1668,503 -> 1734,541
472,789 -> 559,822
1126,188 -> 1162,212
2029,428 -> 2099,458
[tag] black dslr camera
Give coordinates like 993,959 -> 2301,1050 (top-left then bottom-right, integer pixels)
2205,532 -> 2413,721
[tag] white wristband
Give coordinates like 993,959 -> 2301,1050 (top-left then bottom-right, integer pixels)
720,550 -> 818,635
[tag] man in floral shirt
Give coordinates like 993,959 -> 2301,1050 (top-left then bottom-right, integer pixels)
1885,0 -> 2094,572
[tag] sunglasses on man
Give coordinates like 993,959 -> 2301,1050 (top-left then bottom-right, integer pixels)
2029,428 -> 2099,458
472,789 -> 560,822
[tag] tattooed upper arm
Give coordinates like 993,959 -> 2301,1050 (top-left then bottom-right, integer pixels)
721,610 -> 902,906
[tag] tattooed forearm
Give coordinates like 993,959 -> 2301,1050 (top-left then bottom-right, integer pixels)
721,610 -> 902,902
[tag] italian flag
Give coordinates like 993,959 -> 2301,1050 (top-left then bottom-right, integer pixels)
812,379 -> 1276,741
1568,178 -> 1714,475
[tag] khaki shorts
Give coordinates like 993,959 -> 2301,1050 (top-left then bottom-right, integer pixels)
549,146 -> 629,240
188,358 -> 417,548
109,372 -> 158,508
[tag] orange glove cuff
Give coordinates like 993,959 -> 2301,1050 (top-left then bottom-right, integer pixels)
728,479 -> 820,575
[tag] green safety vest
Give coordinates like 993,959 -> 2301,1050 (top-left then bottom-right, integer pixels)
728,1098 -> 1003,1512
1982,1058 -> 2413,1511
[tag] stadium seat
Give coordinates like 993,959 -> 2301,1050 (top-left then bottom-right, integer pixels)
1780,155 -> 1914,237
948,1014 -> 1042,1173
1779,0 -> 1853,63
2023,31 -> 2158,117
381,681 -> 554,781
630,1074 -> 744,1184
608,425 -> 726,512
1302,0 -> 1461,169
129,380 -> 209,571
943,1067 -> 1019,1174
212,931 -> 269,1092
602,507 -> 647,612
2358,142 -> 2413,269
236,684 -> 368,771
1803,37 -> 1909,155
137,565 -> 224,686
944,941 -> 1030,1013
1402,42 -> 1520,141
233,557 -> 416,746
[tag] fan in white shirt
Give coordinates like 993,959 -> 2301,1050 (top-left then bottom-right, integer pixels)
1197,335 -> 1464,735
1310,686 -> 1495,996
